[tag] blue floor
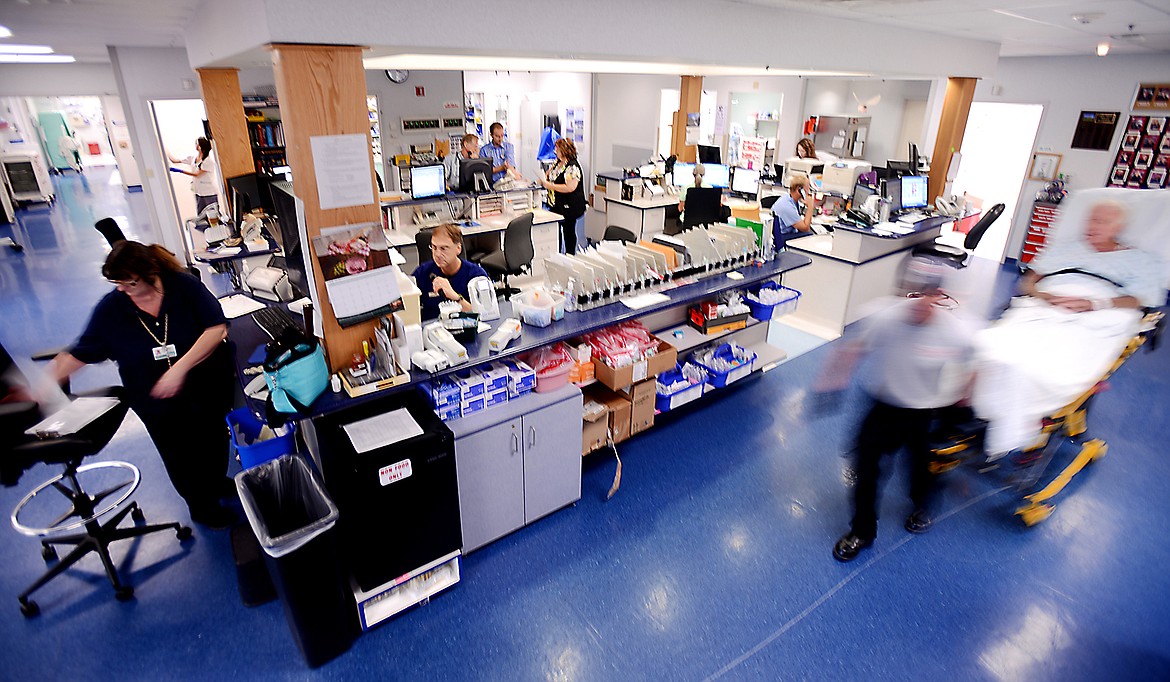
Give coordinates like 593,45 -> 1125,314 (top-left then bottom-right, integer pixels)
2,168 -> 1169,680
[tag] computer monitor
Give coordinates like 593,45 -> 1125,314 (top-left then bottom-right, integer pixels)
697,144 -> 721,164
908,143 -> 921,175
673,162 -> 696,189
226,172 -> 273,218
268,181 -> 310,299
730,167 -> 760,197
852,181 -> 876,211
703,163 -> 730,189
886,160 -> 914,178
458,157 -> 493,193
883,176 -> 902,213
900,175 -> 927,210
410,164 -> 446,200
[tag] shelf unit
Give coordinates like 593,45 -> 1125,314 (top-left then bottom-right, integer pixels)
367,96 -> 383,188
244,100 -> 286,175
1021,201 -> 1061,265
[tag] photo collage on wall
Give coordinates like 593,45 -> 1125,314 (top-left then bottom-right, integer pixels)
1109,114 -> 1169,189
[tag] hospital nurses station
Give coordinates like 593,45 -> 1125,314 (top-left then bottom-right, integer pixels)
1,0 -> 1169,678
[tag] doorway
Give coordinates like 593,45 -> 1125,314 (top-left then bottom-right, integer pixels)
952,102 -> 1044,261
149,99 -> 219,259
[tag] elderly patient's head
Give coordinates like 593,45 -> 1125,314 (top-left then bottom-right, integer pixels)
1084,200 -> 1127,252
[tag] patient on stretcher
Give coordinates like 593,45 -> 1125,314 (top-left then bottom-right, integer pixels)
972,200 -> 1165,458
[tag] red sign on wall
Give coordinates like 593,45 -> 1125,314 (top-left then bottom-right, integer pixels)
415,86 -> 425,97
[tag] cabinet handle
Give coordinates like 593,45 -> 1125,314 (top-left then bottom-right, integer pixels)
529,426 -> 536,447
511,432 -> 519,454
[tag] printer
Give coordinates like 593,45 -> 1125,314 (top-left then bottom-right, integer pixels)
820,160 -> 873,195
783,157 -> 825,187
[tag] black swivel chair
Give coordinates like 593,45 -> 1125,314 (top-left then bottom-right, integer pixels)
913,203 -> 1005,268
682,187 -> 724,229
0,343 -> 191,617
760,195 -> 782,211
603,226 -> 638,243
95,217 -> 126,247
478,213 -> 534,300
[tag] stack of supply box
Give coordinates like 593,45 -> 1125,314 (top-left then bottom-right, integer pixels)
421,360 -> 537,422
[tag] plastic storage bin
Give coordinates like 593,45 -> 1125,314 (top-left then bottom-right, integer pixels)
694,344 -> 757,389
534,363 -> 571,393
227,407 -> 297,469
655,365 -> 706,412
512,289 -> 566,327
744,283 -> 801,321
236,455 -> 356,668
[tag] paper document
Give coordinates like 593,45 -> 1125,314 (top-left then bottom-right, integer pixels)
342,408 -> 424,454
26,397 -> 120,438
219,294 -> 267,319
311,134 -> 376,210
621,292 -> 671,310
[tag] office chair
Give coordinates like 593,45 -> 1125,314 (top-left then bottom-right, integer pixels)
913,203 -> 1005,268
478,212 -> 534,300
603,226 -> 637,243
663,204 -> 683,236
414,227 -> 433,263
760,195 -> 781,211
94,217 -> 126,247
682,187 -> 724,229
0,343 -> 192,617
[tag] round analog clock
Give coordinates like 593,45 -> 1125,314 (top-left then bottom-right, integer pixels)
385,69 -> 409,84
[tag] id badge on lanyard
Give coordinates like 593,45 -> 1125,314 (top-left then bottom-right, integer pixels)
152,344 -> 177,361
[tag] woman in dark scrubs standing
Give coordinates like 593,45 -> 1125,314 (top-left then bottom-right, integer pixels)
539,138 -> 587,254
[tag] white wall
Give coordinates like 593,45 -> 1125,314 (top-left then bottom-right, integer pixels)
108,46 -> 203,256
706,76 -> 805,168
463,71 -> 539,180
0,64 -> 119,97
102,95 -> 140,187
533,72 -> 593,186
801,79 -> 932,165
976,54 -> 1170,259
593,73 -> 679,178
367,69 -> 465,167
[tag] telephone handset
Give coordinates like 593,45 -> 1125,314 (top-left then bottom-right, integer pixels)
935,196 -> 961,216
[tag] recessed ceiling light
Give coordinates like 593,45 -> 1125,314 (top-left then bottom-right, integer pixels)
0,25 -> 12,39
1096,42 -> 1110,56
1071,12 -> 1103,24
0,44 -> 54,55
0,54 -> 75,64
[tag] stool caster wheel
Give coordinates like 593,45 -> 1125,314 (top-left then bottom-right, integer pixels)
20,599 -> 40,618
131,506 -> 145,523
1016,502 -> 1054,526
176,526 -> 193,542
115,586 -> 134,602
42,544 -> 58,562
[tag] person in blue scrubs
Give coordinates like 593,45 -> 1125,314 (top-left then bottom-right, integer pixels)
772,175 -> 818,252
411,223 -> 489,320
479,122 -> 516,183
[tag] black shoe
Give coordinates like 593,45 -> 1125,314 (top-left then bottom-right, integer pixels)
217,476 -> 239,501
904,509 -> 933,534
190,503 -> 236,530
833,533 -> 873,562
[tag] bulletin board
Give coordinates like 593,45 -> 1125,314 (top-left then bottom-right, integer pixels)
1107,114 -> 1169,190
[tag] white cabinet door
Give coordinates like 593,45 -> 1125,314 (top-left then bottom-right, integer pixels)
522,393 -> 583,524
530,221 -> 560,277
454,417 -> 525,552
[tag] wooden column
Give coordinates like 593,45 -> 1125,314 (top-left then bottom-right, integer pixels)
270,43 -> 381,373
928,77 -> 978,203
196,68 -> 254,187
670,75 -> 703,163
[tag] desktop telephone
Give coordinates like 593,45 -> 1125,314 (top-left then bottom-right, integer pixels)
935,196 -> 961,217
467,276 -> 501,321
643,179 -> 664,197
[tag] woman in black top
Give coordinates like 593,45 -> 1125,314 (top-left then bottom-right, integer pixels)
540,138 -> 586,254
51,242 -> 237,528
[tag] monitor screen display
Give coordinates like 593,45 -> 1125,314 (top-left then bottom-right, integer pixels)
410,165 -> 446,200
883,176 -> 902,213
226,172 -> 273,218
268,181 -> 310,298
852,182 -> 876,210
459,158 -> 493,193
703,163 -> 730,189
697,144 -> 721,164
730,167 -> 760,195
901,175 -> 927,210
673,162 -> 696,189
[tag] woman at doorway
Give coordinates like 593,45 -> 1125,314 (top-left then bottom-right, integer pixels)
168,137 -> 219,214
539,138 -> 586,254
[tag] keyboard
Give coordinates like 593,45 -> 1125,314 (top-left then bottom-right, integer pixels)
251,306 -> 300,339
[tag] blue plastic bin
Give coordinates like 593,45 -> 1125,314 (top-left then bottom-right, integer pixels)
228,407 -> 297,469
655,365 -> 706,412
694,344 -> 757,389
744,282 -> 801,321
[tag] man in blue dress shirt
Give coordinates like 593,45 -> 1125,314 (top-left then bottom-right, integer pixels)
479,122 -> 516,183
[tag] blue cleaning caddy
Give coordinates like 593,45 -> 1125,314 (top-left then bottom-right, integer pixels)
744,282 -> 801,321
227,407 -> 298,469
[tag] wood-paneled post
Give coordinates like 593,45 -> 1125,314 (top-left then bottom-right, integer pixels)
270,44 -> 381,373
928,77 -> 977,203
670,76 -> 704,163
196,68 -> 254,188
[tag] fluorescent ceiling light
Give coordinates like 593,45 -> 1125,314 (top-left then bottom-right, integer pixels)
364,53 -> 867,78
0,54 -> 75,64
0,25 -> 11,39
0,44 -> 54,55
1096,42 -> 1110,57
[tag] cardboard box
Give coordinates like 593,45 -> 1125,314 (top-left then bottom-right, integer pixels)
495,359 -> 537,397
593,338 -> 678,390
436,403 -> 461,422
485,388 -> 509,409
454,370 -> 485,402
688,308 -> 751,336
422,378 -> 460,409
460,396 -> 485,417
477,366 -> 509,394
628,379 -> 656,435
588,386 -> 632,444
582,398 -> 609,456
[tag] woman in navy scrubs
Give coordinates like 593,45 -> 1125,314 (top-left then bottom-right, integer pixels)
51,242 -> 236,528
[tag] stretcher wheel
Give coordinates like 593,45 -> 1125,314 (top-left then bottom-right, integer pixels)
1082,439 -> 1107,462
1067,410 -> 1088,437
1016,502 -> 1054,526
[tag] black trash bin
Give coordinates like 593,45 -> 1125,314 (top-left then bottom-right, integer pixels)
236,454 -> 357,668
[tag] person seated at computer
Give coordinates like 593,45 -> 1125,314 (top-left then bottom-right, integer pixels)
411,223 -> 489,320
444,133 -> 480,190
539,138 -> 586,255
480,122 -> 516,183
678,164 -> 706,214
772,175 -> 820,251
167,137 -> 219,214
796,137 -> 837,164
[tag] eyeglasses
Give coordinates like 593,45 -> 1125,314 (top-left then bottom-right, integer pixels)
108,278 -> 143,289
429,243 -> 457,254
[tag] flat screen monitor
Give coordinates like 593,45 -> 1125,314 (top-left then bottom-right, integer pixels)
268,181 -> 310,299
901,175 -> 928,210
459,157 -> 493,193
697,144 -> 721,164
887,159 -> 914,178
226,172 -> 273,218
410,164 -> 446,200
673,162 -> 696,189
852,181 -> 876,210
883,176 -> 902,213
702,163 -> 730,189
730,166 -> 760,195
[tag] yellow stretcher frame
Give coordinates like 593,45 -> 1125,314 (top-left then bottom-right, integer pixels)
1014,311 -> 1164,526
